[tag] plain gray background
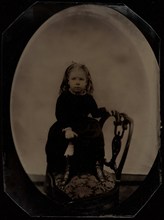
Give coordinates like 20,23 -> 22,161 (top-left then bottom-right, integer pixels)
10,5 -> 160,176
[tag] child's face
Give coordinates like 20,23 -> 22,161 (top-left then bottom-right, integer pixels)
68,68 -> 87,94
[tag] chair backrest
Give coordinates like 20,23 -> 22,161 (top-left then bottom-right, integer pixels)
99,111 -> 134,181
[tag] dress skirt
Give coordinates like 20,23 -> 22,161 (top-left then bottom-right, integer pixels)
45,117 -> 105,174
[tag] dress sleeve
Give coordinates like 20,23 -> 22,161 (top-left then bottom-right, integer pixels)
55,93 -> 72,129
90,96 -> 108,118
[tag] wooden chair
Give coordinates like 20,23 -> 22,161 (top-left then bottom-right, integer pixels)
44,111 -> 134,215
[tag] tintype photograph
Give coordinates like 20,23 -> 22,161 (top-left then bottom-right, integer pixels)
1,0 -> 163,218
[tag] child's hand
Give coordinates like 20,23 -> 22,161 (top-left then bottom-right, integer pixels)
99,107 -> 110,116
99,107 -> 108,113
65,128 -> 78,139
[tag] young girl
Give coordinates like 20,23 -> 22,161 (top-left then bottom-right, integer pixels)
45,62 -> 108,180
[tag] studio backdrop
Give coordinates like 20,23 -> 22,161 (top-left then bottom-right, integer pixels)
10,4 -> 160,178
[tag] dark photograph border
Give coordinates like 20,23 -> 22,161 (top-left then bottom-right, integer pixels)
0,0 -> 164,219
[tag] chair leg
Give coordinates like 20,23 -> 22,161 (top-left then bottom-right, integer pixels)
43,169 -> 55,196
61,156 -> 71,186
96,161 -> 105,182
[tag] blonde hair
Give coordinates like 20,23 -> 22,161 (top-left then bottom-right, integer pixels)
59,62 -> 94,94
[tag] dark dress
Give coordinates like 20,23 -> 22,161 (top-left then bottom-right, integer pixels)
45,91 -> 106,175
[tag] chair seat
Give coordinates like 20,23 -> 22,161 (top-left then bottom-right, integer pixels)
54,170 -> 115,200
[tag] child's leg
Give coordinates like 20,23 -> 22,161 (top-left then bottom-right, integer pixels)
69,118 -> 106,175
64,141 -> 74,156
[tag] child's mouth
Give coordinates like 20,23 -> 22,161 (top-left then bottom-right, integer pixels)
74,87 -> 81,90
